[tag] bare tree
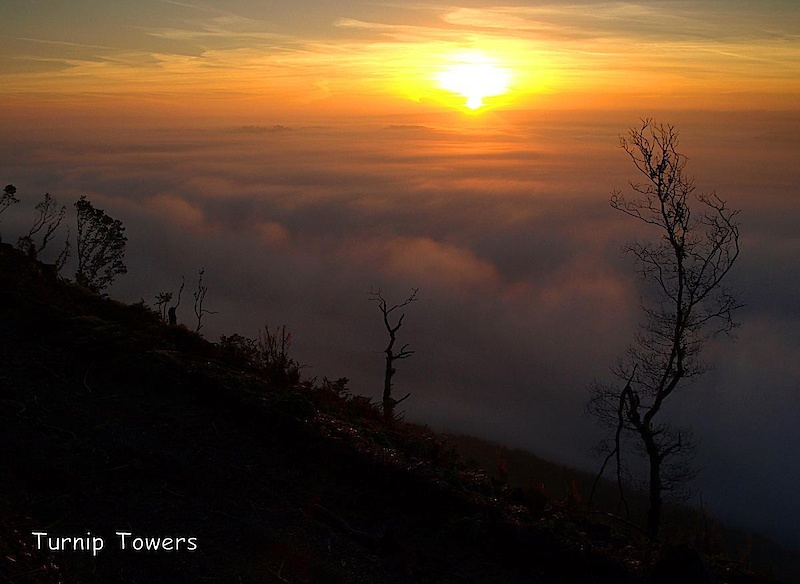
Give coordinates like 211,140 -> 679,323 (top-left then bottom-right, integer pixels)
75,195 -> 127,292
193,268 -> 216,333
54,226 -> 71,275
588,119 -> 742,539
17,192 -> 66,260
370,288 -> 418,421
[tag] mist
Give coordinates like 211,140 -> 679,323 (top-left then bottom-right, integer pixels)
2,108 -> 798,548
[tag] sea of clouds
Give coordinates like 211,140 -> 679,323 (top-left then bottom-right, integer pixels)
2,109 -> 798,547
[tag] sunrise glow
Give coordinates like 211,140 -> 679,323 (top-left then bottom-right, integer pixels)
1,3 -> 798,118
436,52 -> 512,110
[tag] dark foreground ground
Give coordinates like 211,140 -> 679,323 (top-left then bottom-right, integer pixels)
0,244 -> 784,583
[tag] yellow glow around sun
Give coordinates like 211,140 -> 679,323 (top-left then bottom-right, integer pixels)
436,52 -> 512,110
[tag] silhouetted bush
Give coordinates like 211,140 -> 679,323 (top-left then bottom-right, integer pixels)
312,377 -> 383,421
217,324 -> 301,387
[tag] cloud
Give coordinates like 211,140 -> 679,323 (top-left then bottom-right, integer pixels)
230,125 -> 292,134
148,193 -> 207,231
255,220 -> 291,247
1,110 -> 799,547
382,236 -> 500,290
4,0 -> 799,111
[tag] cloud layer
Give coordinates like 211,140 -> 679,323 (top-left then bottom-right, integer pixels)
2,108 -> 798,546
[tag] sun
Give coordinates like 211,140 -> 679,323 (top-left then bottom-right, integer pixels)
436,52 -> 512,110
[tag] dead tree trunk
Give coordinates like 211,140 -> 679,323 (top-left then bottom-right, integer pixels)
370,288 -> 417,422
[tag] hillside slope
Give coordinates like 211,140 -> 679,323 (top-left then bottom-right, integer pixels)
0,244 -> 781,583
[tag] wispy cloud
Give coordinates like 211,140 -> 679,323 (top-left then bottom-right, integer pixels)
2,0 -> 798,110
16,37 -> 115,50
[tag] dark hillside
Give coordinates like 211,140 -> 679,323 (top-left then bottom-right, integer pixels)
447,434 -> 799,583
0,243 -> 783,583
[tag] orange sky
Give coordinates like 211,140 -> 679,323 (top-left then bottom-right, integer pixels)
2,0 -> 800,123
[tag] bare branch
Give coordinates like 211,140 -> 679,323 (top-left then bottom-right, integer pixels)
588,120 -> 741,539
18,193 -> 67,260
193,268 -> 217,333
370,287 -> 419,421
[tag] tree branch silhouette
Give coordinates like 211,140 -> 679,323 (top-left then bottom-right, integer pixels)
369,287 -> 418,422
588,119 -> 741,539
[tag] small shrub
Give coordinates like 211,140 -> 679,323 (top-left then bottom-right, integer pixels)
217,333 -> 259,369
216,324 -> 301,388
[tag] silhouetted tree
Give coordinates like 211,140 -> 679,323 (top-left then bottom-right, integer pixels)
370,287 -> 418,421
193,268 -> 216,333
0,184 -> 20,242
74,195 -> 127,292
17,192 -> 66,260
53,227 -> 71,275
588,120 -> 742,540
